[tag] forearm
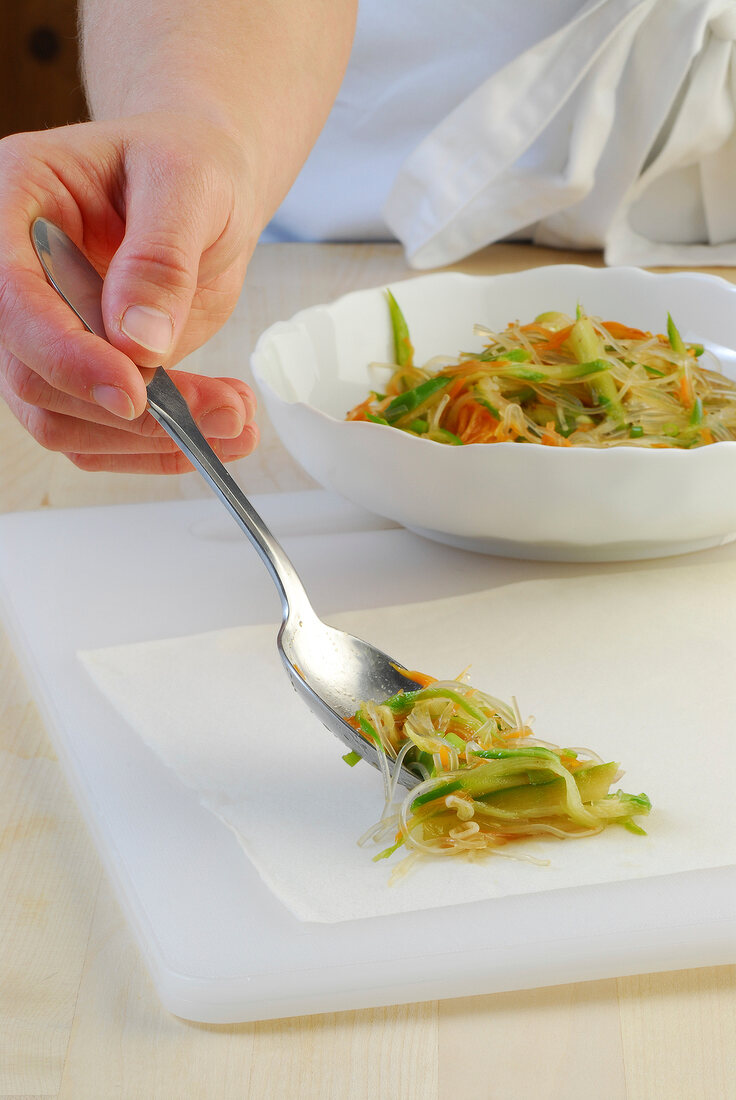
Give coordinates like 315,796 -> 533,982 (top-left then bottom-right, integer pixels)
80,0 -> 358,229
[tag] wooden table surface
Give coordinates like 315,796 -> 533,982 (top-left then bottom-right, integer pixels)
1,242 -> 735,1100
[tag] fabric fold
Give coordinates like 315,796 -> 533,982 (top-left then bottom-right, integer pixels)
385,0 -> 736,268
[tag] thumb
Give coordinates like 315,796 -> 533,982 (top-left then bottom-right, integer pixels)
101,175 -> 211,367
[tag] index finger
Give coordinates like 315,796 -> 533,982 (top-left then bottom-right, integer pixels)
0,232 -> 148,419
0,150 -> 150,415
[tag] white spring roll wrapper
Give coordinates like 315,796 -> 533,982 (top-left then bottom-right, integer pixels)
80,562 -> 736,923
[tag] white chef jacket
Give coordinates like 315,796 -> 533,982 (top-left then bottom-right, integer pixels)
263,0 -> 736,268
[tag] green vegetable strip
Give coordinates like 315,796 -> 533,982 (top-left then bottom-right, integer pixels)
477,397 -> 500,418
357,714 -> 381,747
471,746 -> 558,759
432,428 -> 463,445
591,790 -> 651,818
386,289 -> 414,368
471,762 -> 619,817
410,779 -> 463,811
383,376 -> 450,423
459,753 -> 600,827
535,310 -> 573,329
477,347 -> 532,363
550,359 -> 611,381
495,366 -> 547,382
384,686 -> 488,724
667,312 -> 686,354
373,838 -> 405,861
567,318 -> 624,422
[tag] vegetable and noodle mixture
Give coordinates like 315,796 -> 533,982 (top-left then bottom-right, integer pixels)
348,671 -> 650,880
346,290 -> 736,448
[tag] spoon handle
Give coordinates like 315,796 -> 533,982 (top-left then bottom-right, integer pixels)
31,216 -> 308,622
146,367 -> 308,621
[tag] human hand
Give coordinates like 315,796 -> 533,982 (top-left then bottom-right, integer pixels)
0,112 -> 261,473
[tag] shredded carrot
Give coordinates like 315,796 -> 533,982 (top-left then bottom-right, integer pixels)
516,322 -> 575,353
401,669 -> 437,688
448,377 -> 467,401
602,321 -> 649,340
518,322 -> 555,336
345,396 -> 375,421
540,422 -> 572,447
457,401 -> 499,443
678,375 -> 693,407
701,427 -> 714,445
531,324 -> 574,352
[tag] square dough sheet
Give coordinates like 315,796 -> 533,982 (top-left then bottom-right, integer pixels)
80,561 -> 736,922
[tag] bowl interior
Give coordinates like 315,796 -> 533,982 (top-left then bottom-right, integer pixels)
254,267 -> 736,418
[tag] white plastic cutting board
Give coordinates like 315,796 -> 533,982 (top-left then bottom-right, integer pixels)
1,490 -> 734,1023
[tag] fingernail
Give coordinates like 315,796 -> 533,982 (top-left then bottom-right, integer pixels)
92,384 -> 136,420
200,407 -> 245,438
121,305 -> 173,354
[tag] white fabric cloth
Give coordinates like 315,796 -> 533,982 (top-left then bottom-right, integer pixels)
266,0 -> 736,268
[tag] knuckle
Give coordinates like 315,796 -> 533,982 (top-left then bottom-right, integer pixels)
26,408 -> 64,451
64,451 -> 96,471
119,236 -> 195,295
229,380 -> 257,420
34,331 -> 87,399
0,131 -> 33,176
161,451 -> 193,475
135,410 -> 168,439
150,143 -> 199,184
4,358 -> 47,406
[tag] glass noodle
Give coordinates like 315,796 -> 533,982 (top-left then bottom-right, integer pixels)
346,292 -> 736,449
346,670 -> 651,880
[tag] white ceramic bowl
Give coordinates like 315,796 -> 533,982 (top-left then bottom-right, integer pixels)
251,266 -> 736,561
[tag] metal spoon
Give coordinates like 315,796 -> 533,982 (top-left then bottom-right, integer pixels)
31,218 -> 422,788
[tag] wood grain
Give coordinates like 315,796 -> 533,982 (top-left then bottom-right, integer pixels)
0,634 -> 102,1097
439,981 -> 627,1100
1,241 -> 735,1099
618,967 -> 736,1100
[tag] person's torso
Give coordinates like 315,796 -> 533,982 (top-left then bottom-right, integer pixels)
262,0 -> 587,242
